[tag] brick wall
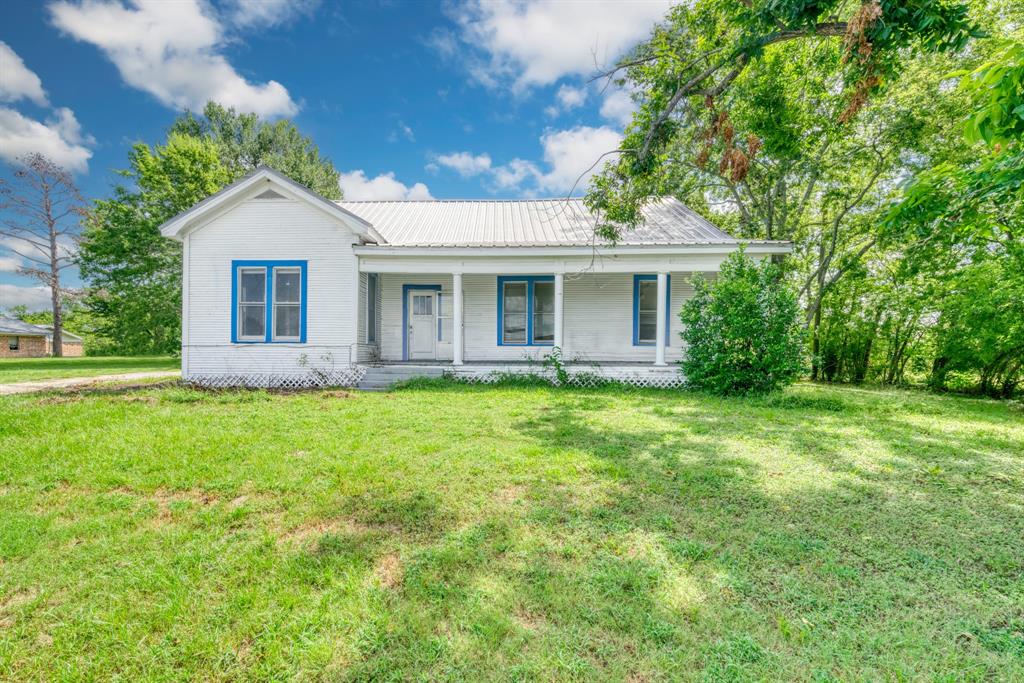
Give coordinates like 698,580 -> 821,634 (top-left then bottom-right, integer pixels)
0,335 -> 48,358
45,339 -> 84,357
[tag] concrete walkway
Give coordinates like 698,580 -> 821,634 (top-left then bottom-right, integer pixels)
0,371 -> 180,396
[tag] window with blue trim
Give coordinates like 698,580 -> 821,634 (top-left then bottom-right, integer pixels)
632,274 -> 671,346
497,276 -> 554,345
232,260 -> 307,343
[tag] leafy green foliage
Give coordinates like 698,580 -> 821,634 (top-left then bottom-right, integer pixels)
928,260 -> 1024,396
587,0 -> 977,237
959,41 -> 1024,145
79,134 -> 230,355
78,103 -> 342,354
7,300 -> 102,354
881,37 -> 1024,396
170,102 -> 341,198
680,249 -> 804,394
586,1 -> 1021,397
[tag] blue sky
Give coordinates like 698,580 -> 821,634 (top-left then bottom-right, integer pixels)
0,0 -> 673,310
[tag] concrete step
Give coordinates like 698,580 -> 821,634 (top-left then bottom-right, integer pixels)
363,366 -> 446,375
358,365 -> 449,390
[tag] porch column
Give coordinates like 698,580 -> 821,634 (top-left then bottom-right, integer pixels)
553,272 -> 564,351
655,272 -> 667,366
452,272 -> 464,366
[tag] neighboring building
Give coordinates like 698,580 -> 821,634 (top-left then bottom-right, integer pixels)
0,317 -> 84,358
159,166 -> 791,388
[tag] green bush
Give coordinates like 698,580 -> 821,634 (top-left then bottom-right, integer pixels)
680,248 -> 804,395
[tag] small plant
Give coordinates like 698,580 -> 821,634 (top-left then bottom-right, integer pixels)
296,351 -> 338,385
680,247 -> 804,395
542,346 -> 570,386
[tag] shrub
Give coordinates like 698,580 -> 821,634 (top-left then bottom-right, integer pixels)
680,248 -> 804,395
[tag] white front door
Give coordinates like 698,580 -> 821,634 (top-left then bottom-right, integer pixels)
407,290 -> 436,360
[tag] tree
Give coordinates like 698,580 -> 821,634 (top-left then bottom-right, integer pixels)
680,249 -> 804,394
170,102 -> 342,198
78,102 -> 343,354
587,0 -> 977,237
881,39 -> 1024,396
78,134 -> 230,354
0,154 -> 85,356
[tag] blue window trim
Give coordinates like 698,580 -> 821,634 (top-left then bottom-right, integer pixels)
496,275 -> 555,346
632,274 -> 671,347
231,260 -> 307,344
402,284 -> 442,361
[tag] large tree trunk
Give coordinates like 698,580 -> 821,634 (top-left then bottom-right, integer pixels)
49,212 -> 63,357
50,284 -> 63,357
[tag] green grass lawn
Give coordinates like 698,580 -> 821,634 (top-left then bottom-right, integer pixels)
0,381 -> 1021,680
0,355 -> 179,384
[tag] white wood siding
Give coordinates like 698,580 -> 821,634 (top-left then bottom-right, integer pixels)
184,198 -> 359,378
378,272 -> 706,363
356,272 -> 382,362
379,274 -> 454,361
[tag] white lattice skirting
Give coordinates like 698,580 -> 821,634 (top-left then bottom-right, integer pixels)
186,367 -> 366,390
445,366 -> 687,389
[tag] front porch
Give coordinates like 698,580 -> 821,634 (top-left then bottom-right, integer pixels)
358,269 -> 686,369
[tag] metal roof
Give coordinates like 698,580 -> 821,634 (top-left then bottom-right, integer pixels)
336,197 -> 760,248
0,316 -> 82,341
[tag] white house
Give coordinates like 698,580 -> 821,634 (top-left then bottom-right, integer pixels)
159,166 -> 790,388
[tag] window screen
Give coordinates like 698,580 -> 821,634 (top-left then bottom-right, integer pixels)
238,268 -> 267,340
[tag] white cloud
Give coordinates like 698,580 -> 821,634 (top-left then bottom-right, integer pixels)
535,125 -> 623,193
225,0 -> 319,29
600,87 -> 636,126
0,106 -> 94,172
387,120 -> 415,143
49,0 -> 298,118
432,151 -> 492,177
556,84 -> 586,110
0,255 -> 24,273
339,170 -> 433,201
491,158 -> 539,190
546,84 -> 588,118
431,125 -> 622,195
0,41 -> 49,106
0,283 -> 52,311
444,0 -> 672,90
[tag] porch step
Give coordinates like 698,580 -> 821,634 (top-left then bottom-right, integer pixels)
357,365 -> 447,390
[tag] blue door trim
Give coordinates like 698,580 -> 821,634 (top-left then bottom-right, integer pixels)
496,275 -> 555,346
632,274 -> 671,347
402,284 -> 442,360
231,260 -> 307,344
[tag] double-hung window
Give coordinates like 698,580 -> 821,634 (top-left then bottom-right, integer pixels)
498,276 -> 554,345
633,274 -> 670,346
232,260 -> 307,343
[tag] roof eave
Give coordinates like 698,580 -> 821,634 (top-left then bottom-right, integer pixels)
353,241 -> 793,256
158,166 -> 384,243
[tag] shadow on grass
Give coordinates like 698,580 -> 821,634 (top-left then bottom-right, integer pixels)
347,382 -> 1024,680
